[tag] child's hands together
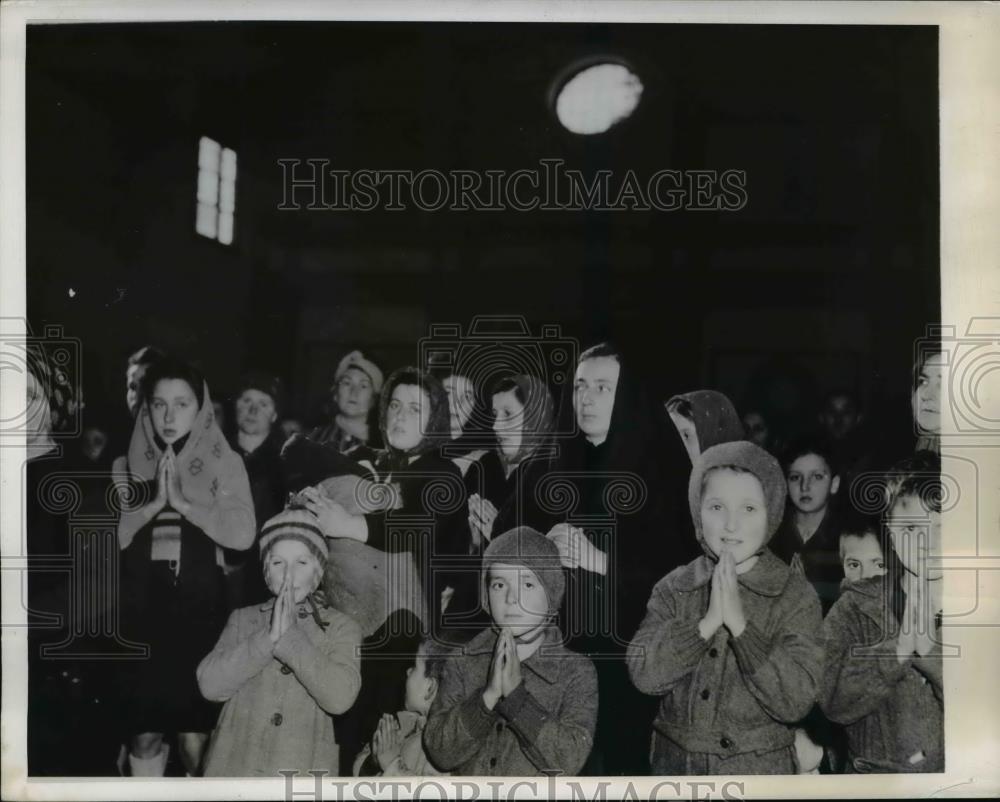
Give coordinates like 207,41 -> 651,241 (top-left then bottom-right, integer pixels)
498,628 -> 523,697
269,574 -> 297,644
700,550 -> 745,639
372,713 -> 402,773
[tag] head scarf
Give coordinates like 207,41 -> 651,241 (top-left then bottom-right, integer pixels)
378,367 -> 451,473
666,389 -> 745,454
335,349 -> 384,395
688,440 -> 786,559
118,379 -> 254,548
494,374 -> 556,468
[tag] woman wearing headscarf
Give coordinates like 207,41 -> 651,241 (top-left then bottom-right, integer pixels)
537,342 -> 687,775
665,389 -> 746,465
297,366 -> 468,772
117,356 -> 254,776
309,350 -> 384,454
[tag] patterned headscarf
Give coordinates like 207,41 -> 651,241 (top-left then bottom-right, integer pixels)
117,379 -> 254,549
666,390 -> 745,454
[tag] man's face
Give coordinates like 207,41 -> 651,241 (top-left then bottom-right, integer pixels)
235,389 -> 277,437
786,453 -> 839,515
821,394 -> 861,441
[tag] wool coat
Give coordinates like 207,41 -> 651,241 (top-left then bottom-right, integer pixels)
627,549 -> 824,775
820,576 -> 944,773
198,600 -> 362,777
424,626 -> 598,776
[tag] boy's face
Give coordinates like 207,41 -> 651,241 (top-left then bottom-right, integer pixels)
787,453 -> 839,514
742,411 -> 769,448
404,654 -> 437,715
821,394 -> 861,441
841,533 -> 886,582
700,468 -> 769,567
264,539 -> 323,603
486,563 -> 549,638
235,388 -> 277,437
887,493 -> 942,579
573,357 -> 620,445
669,410 -> 700,463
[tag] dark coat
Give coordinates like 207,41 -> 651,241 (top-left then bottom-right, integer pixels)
771,505 -> 844,614
627,550 -> 823,775
424,626 -> 597,776
820,576 -> 944,773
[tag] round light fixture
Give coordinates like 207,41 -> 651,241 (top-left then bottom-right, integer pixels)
554,61 -> 643,135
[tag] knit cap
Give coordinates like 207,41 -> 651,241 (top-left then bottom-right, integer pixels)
688,440 -> 787,551
481,526 -> 565,616
335,350 -> 384,394
259,506 -> 329,568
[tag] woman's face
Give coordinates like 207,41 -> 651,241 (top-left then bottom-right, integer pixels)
264,539 -> 323,604
443,374 -> 475,438
492,389 -> 526,459
912,353 -> 943,435
149,378 -> 199,445
335,367 -> 375,419
386,383 -> 431,451
669,410 -> 701,463
573,356 -> 620,445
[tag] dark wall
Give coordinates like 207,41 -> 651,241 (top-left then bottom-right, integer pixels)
26,22 -> 938,436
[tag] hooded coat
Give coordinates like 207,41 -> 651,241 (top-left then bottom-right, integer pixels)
667,390 -> 746,454
627,441 -> 824,775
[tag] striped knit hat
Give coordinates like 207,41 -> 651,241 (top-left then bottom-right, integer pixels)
259,506 -> 329,567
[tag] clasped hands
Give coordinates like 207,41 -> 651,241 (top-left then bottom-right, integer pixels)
699,550 -> 746,640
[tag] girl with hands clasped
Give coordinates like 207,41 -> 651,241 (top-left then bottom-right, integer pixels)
197,507 -> 362,777
821,452 -> 944,773
627,441 -> 824,775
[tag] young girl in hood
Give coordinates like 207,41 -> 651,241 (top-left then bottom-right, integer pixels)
117,356 -> 255,776
197,507 -> 362,777
821,451 -> 944,773
627,440 -> 824,774
665,389 -> 746,464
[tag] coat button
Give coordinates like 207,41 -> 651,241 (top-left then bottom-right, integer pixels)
272,713 -> 283,726
281,665 -> 292,675
701,689 -> 710,700
720,737 -> 732,749
489,757 -> 497,768
709,648 -> 718,658
495,722 -> 503,733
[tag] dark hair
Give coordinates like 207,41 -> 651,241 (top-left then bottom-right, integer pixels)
417,639 -> 450,682
127,345 -> 166,369
912,344 -> 943,392
489,375 -> 525,404
236,369 -> 286,415
823,387 -> 862,412
838,512 -> 882,560
884,450 -> 942,515
781,434 -> 838,477
141,356 -> 206,409
578,342 -> 621,365
379,367 -> 450,452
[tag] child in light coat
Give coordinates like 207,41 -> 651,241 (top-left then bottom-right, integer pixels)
627,441 -> 824,774
197,507 -> 362,776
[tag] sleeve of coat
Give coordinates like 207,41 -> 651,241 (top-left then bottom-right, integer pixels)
197,609 -> 275,702
626,576 -> 710,694
819,592 -> 912,725
184,452 -> 256,551
423,655 -> 497,770
494,657 -> 598,775
728,576 -> 824,723
273,612 -> 362,715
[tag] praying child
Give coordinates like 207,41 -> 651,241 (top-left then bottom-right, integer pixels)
627,441 -> 824,774
840,516 -> 887,584
353,640 -> 448,777
423,526 -> 598,776
197,507 -> 362,776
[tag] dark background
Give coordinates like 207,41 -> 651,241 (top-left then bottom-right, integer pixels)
26,22 -> 938,442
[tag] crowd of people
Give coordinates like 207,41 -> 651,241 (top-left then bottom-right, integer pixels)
23,335 -> 946,778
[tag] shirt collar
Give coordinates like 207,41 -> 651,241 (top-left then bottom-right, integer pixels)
672,549 -> 791,597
